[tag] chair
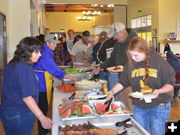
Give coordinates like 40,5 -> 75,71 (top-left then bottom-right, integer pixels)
174,71 -> 180,97
175,71 -> 180,89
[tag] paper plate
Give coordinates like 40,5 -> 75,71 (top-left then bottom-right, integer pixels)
130,92 -> 155,103
106,65 -> 123,73
130,92 -> 144,99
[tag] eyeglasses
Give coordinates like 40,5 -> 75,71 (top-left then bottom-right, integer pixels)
114,31 -> 121,37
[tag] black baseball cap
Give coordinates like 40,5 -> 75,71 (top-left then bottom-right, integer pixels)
82,30 -> 90,36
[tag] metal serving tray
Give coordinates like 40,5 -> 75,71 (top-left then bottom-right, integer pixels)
61,114 -> 129,125
89,100 -> 132,117
69,73 -> 93,80
93,118 -> 150,135
58,65 -> 72,69
59,116 -> 149,135
59,100 -> 131,122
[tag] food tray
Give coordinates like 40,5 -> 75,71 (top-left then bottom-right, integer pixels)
75,86 -> 102,91
59,117 -> 149,135
74,66 -> 94,72
58,65 -> 72,69
86,95 -> 107,100
75,80 -> 102,91
58,100 -> 96,121
70,73 -> 93,80
93,118 -> 149,135
59,102 -> 131,125
89,100 -> 131,117
56,84 -> 75,92
62,78 -> 74,84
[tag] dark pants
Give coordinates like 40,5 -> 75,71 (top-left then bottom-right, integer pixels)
174,88 -> 179,97
38,92 -> 49,135
1,111 -> 35,135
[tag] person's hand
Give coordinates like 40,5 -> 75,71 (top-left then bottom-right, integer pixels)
105,91 -> 114,101
152,89 -> 160,98
92,67 -> 101,75
64,75 -> 78,82
38,115 -> 52,129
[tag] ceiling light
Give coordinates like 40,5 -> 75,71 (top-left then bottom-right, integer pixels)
82,11 -> 101,16
107,4 -> 114,7
76,16 -> 92,21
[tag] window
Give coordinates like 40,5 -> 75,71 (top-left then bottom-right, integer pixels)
131,14 -> 152,44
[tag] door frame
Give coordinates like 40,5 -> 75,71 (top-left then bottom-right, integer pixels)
0,11 -> 7,104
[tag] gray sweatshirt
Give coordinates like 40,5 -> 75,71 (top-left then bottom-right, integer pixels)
120,49 -> 175,109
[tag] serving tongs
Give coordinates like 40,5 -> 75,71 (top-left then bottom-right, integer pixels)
116,118 -> 132,135
69,92 -> 76,100
115,118 -> 131,127
88,96 -> 107,100
117,130 -> 128,135
104,97 -> 113,112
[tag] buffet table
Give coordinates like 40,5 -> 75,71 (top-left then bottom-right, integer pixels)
52,77 -> 65,135
52,77 -> 97,134
51,77 -> 149,135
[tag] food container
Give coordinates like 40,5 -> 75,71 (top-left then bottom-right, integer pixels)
59,116 -> 150,135
89,100 -> 131,117
99,79 -> 108,86
87,95 -> 107,100
74,66 -> 94,72
70,73 -> 93,80
74,80 -> 102,91
59,99 -> 96,121
56,84 -> 75,92
58,65 -> 72,70
62,78 -> 74,84
59,101 -> 131,125
62,98 -> 81,104
62,73 -> 93,85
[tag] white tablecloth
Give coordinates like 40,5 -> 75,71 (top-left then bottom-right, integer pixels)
51,77 -> 73,135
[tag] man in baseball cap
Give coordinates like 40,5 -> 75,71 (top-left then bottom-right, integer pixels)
45,34 -> 60,44
108,22 -> 126,38
34,33 -> 77,134
93,22 -> 137,100
70,30 -> 92,66
82,30 -> 90,37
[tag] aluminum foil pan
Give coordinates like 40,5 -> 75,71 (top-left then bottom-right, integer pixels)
59,117 -> 149,135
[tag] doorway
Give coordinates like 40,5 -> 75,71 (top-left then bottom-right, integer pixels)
0,12 -> 7,103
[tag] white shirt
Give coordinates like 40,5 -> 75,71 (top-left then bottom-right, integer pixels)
66,38 -> 75,53
70,40 -> 93,65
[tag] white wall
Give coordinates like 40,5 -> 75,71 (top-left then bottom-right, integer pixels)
8,0 -> 31,60
160,43 -> 180,54
114,5 -> 127,25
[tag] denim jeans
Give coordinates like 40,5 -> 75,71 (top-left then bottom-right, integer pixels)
134,102 -> 171,135
97,70 -> 108,81
1,111 -> 35,135
108,72 -> 120,101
